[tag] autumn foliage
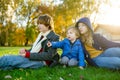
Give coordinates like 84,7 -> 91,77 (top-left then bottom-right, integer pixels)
0,0 -> 99,46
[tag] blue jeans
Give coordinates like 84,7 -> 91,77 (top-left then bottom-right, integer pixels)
0,55 -> 45,70
93,47 -> 120,69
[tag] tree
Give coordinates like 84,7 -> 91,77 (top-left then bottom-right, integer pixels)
13,27 -> 25,46
14,0 -> 40,46
5,22 -> 17,46
0,0 -> 12,25
0,0 -> 107,46
53,0 -> 96,38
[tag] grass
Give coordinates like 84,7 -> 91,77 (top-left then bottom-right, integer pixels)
0,47 -> 30,56
0,47 -> 120,80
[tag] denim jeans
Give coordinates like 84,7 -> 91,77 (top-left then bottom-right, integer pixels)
0,55 -> 45,70
93,47 -> 120,69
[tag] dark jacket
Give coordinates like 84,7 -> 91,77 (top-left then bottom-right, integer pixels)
93,34 -> 120,51
28,31 -> 59,61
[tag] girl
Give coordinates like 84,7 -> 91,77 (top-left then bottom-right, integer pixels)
47,27 -> 85,69
75,17 -> 120,70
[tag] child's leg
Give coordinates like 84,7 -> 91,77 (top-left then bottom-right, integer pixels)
60,56 -> 69,65
68,58 -> 78,66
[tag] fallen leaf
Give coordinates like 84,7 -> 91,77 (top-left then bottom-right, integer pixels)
4,75 -> 12,79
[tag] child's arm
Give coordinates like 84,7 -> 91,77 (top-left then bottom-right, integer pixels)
48,39 -> 67,48
78,43 -> 86,69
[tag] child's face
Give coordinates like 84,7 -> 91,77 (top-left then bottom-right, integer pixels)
66,29 -> 77,42
78,23 -> 88,34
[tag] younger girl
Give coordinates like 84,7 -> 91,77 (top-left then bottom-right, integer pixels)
47,27 -> 85,69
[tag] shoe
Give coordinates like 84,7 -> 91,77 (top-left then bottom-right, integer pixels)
49,53 -> 60,67
49,60 -> 58,67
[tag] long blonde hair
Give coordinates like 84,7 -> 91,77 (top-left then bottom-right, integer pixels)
81,27 -> 94,46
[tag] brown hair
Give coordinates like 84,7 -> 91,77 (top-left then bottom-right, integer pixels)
66,26 -> 80,38
37,14 -> 53,30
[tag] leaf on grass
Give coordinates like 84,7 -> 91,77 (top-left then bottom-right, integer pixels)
68,73 -> 72,76
59,77 -> 64,80
4,75 -> 12,79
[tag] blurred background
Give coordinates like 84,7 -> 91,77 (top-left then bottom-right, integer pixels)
0,0 -> 120,46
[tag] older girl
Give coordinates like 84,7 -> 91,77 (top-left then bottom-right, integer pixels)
75,17 -> 120,70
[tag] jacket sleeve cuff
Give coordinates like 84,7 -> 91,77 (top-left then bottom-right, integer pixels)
25,50 -> 30,58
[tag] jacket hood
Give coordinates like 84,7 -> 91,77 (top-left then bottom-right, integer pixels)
75,17 -> 93,32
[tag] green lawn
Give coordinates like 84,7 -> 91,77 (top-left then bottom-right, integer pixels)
0,47 -> 120,80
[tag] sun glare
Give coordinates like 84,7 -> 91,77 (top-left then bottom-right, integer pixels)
99,7 -> 120,26
92,0 -> 120,26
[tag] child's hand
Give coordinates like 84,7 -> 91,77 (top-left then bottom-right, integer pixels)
47,41 -> 52,47
79,66 -> 84,70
